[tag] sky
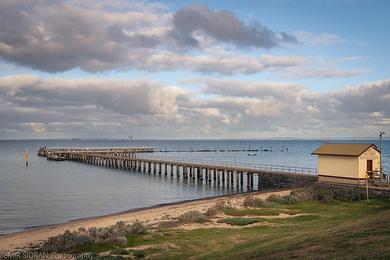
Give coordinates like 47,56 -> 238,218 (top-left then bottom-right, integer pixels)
0,0 -> 389,139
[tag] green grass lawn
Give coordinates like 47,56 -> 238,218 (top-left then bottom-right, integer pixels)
223,207 -> 300,216
115,199 -> 390,259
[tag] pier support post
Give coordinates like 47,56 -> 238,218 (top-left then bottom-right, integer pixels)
207,169 -> 211,183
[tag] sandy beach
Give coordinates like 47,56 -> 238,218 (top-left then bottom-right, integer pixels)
0,189 -> 292,253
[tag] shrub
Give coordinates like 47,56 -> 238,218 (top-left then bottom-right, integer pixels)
281,194 -> 299,205
290,188 -> 315,201
109,236 -> 127,246
205,207 -> 218,217
42,221 -> 148,253
128,221 -> 148,235
131,250 -> 145,258
315,189 -> 334,203
242,195 -> 270,208
214,200 -> 231,211
111,248 -> 130,255
266,194 -> 284,204
205,200 -> 231,217
333,187 -> 364,201
313,187 -> 365,203
266,190 -> 312,205
179,211 -> 207,223
41,230 -> 95,253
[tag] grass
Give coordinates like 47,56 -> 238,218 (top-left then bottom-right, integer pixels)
39,198 -> 390,259
217,218 -> 261,226
134,199 -> 390,259
223,207 -> 300,216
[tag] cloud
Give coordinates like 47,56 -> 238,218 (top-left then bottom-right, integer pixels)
171,4 -> 297,48
136,52 -> 308,74
282,68 -> 364,79
197,78 -> 306,101
0,1 -> 298,74
293,31 -> 345,46
0,75 -> 186,115
0,0 -> 169,72
0,76 -> 388,139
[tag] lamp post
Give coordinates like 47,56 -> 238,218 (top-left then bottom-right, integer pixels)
379,131 -> 385,179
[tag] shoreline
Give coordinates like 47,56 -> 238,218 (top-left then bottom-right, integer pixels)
0,189 -> 291,252
2,191 -> 248,236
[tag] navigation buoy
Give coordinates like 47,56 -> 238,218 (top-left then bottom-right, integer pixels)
25,148 -> 29,166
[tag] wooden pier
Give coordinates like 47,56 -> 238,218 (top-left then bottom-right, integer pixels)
38,147 -> 317,190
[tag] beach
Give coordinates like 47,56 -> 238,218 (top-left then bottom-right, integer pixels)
0,189 -> 292,253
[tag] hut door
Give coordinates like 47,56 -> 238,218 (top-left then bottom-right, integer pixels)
367,160 -> 373,173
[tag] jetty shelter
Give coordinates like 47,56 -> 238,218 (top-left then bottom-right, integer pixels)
312,143 -> 381,185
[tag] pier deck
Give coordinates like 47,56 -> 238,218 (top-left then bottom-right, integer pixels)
38,147 -> 317,190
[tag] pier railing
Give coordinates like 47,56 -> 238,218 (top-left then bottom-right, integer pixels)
39,147 -> 154,152
136,154 -> 317,175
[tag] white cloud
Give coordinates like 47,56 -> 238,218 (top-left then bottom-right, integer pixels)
294,31 -> 345,46
0,1 -> 298,75
1,75 -> 388,138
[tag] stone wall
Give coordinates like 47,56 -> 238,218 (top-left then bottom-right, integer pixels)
314,182 -> 390,198
258,172 -> 317,189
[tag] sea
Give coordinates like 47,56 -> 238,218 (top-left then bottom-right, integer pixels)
0,139 -> 389,235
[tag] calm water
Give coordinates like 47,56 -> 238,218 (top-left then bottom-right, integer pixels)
0,139 -> 389,234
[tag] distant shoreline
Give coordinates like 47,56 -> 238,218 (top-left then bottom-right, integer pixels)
0,138 -> 388,141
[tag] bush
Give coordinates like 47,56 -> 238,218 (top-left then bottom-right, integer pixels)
41,230 -> 95,253
281,194 -> 299,205
179,211 -> 208,223
111,248 -> 130,255
333,187 -> 364,201
205,200 -> 231,217
131,250 -> 145,258
290,188 -> 315,201
242,196 -> 271,208
42,221 -> 148,253
214,200 -> 231,211
266,194 -> 284,204
205,207 -> 218,217
128,221 -> 148,235
312,187 -> 365,203
109,236 -> 127,246
315,189 -> 334,203
266,190 -> 313,205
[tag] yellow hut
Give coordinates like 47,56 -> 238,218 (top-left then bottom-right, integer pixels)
312,143 -> 381,185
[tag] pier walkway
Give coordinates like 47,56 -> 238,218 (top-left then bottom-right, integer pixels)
38,147 -> 317,190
